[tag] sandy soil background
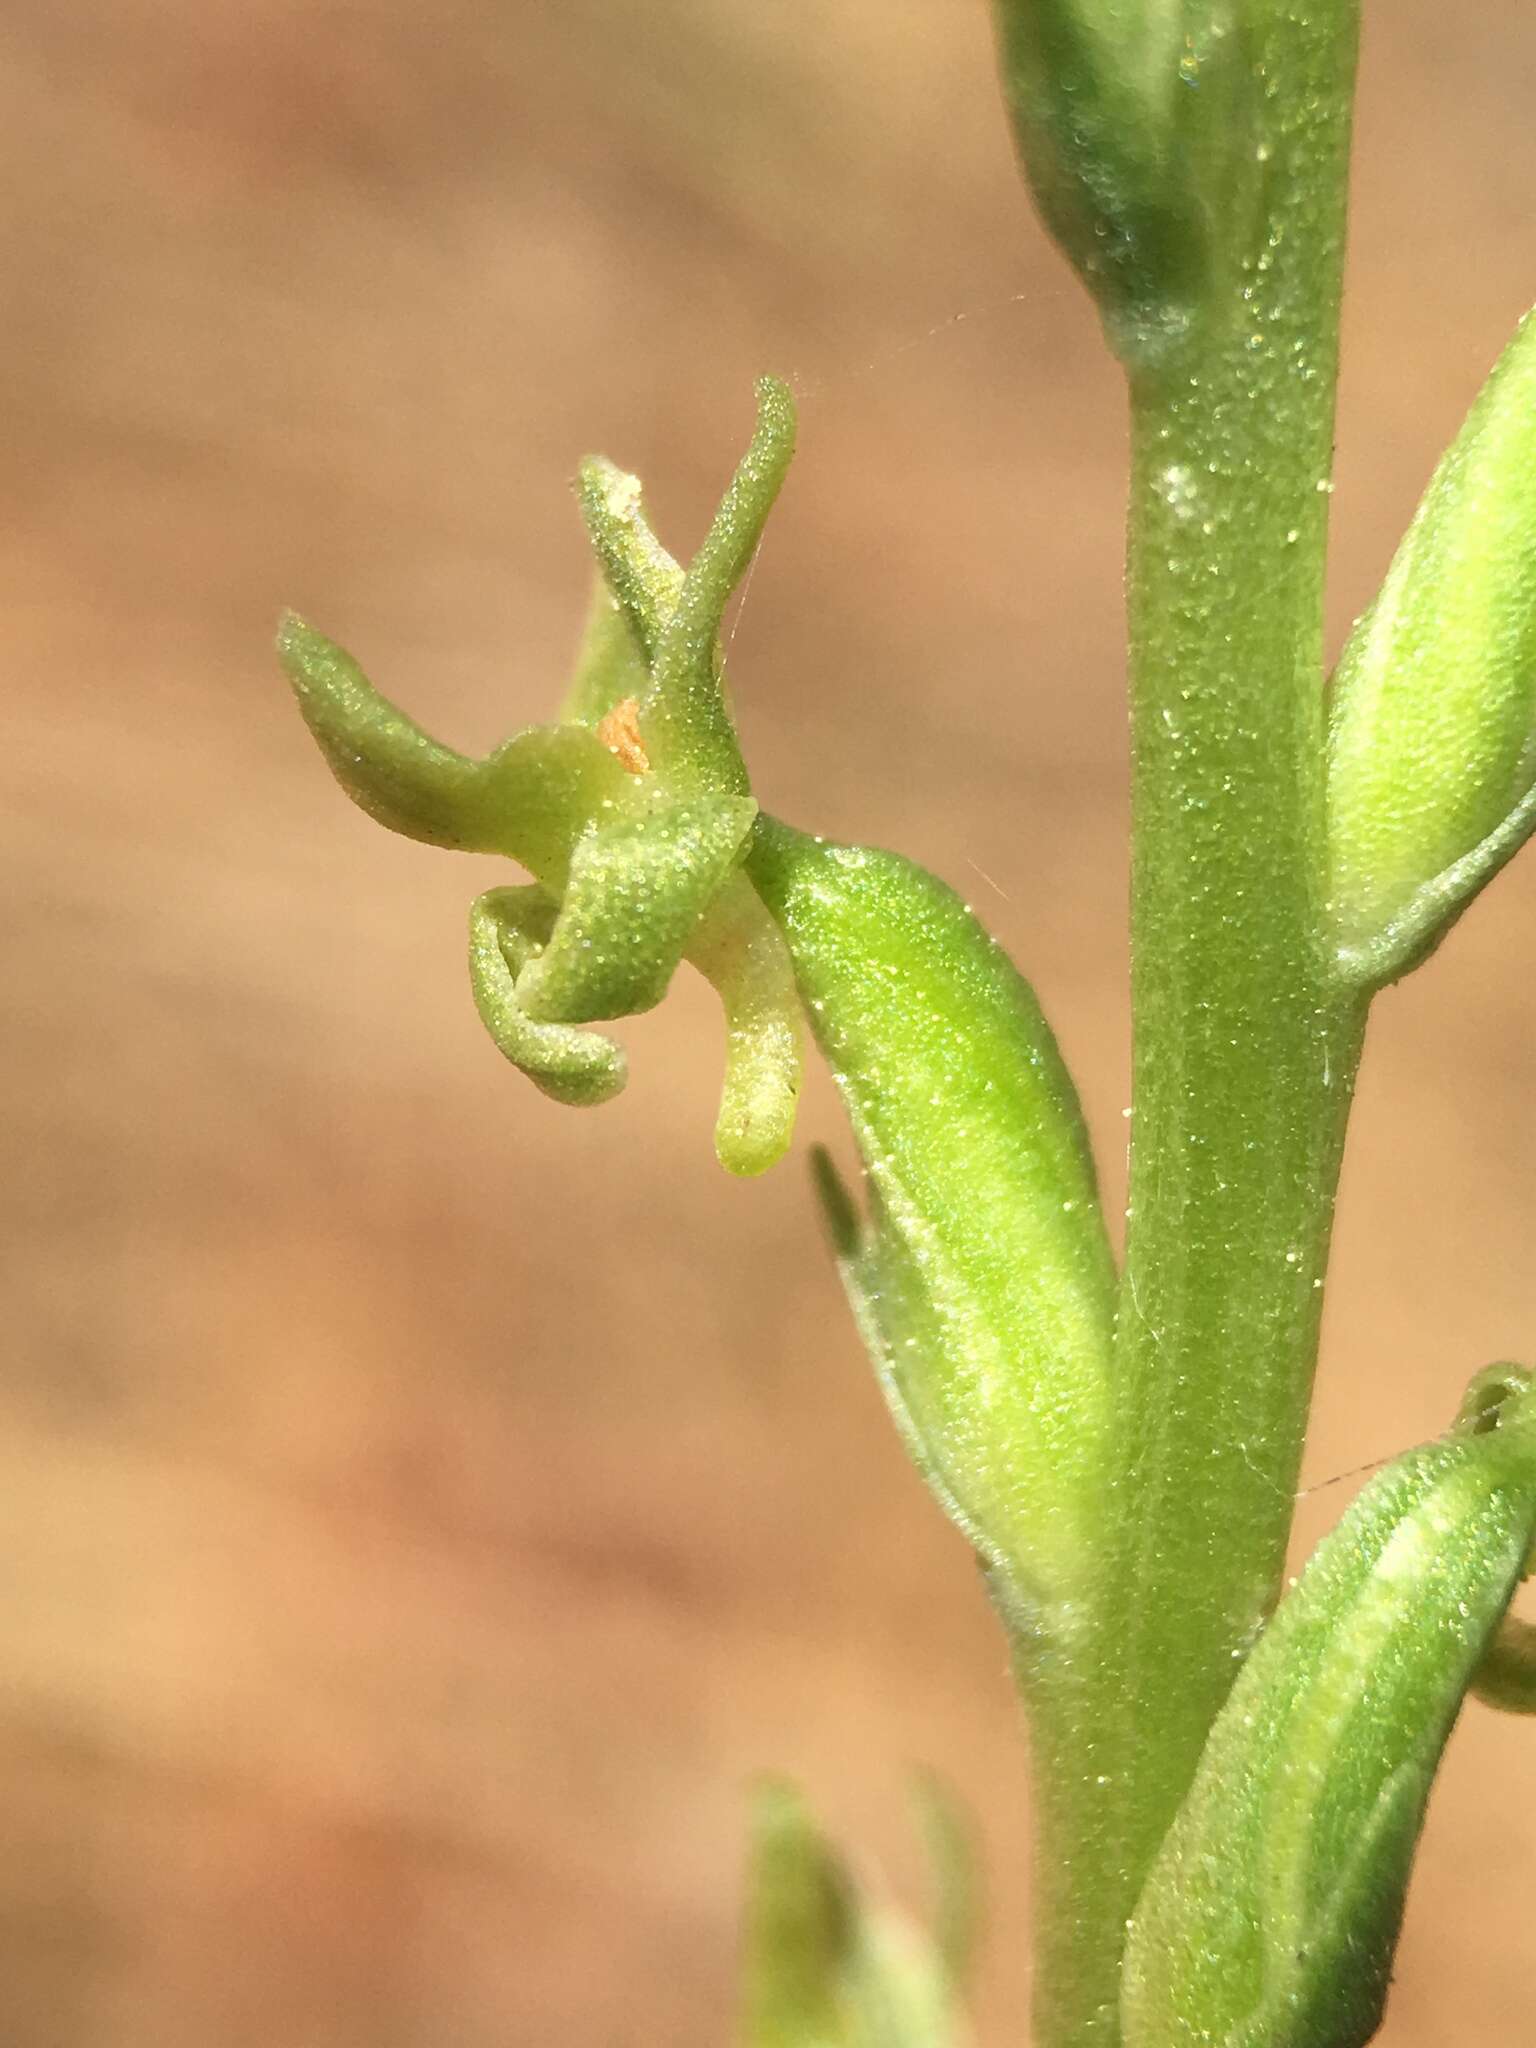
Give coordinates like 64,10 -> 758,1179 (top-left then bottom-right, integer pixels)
5,3 -> 1536,2042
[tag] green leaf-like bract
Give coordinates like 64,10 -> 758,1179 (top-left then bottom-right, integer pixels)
1121,1372 -> 1536,2048
1327,307 -> 1536,985
749,820 -> 1116,1610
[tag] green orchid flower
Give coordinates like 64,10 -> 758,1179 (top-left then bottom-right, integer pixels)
279,379 -> 802,1176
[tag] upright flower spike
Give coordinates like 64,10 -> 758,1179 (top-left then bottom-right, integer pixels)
277,381 -> 804,1175
1122,1368 -> 1536,2048
1328,307 -> 1536,987
749,821 -> 1117,1615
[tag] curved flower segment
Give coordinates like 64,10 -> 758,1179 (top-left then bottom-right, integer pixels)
278,379 -> 802,1176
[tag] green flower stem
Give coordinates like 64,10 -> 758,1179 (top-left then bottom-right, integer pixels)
1011,9 -> 1366,2043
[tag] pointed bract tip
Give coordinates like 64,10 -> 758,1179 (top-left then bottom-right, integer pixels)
809,1145 -> 863,1259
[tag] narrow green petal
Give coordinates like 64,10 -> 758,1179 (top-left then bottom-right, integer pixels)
641,376 -> 796,796
559,577 -> 654,729
575,457 -> 684,666
468,888 -> 626,1107
749,819 -> 1116,1606
687,873 -> 803,1177
1328,307 -> 1536,983
1122,1371 -> 1536,2048
517,793 -> 757,1024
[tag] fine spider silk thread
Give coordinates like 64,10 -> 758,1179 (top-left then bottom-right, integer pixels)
723,283 -> 1069,657
783,285 -> 1071,404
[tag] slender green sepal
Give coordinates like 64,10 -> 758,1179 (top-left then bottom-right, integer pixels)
1122,1372 -> 1536,2048
560,578 -> 654,728
742,1780 -> 969,2048
687,872 -> 803,1177
641,377 -> 796,795
574,460 -> 684,665
468,888 -> 626,1106
751,819 -> 1115,1605
517,793 -> 758,1024
278,612 -> 631,882
1328,309 -> 1536,985
990,0 -> 1256,367
279,611 -> 488,849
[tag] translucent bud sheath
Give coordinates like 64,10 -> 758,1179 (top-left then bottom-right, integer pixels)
991,0 -> 1254,365
750,821 -> 1116,1606
1122,1374 -> 1536,2048
1327,309 -> 1536,983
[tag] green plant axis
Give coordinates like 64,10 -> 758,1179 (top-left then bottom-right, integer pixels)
1005,8 -> 1366,2043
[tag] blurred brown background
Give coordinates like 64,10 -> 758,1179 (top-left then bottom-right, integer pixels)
5,3 -> 1536,2042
